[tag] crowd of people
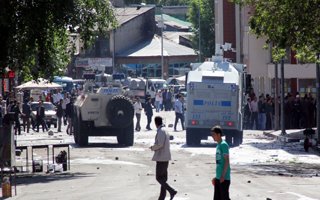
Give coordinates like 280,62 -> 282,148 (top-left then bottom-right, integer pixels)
133,90 -> 186,132
0,89 -> 77,135
244,90 -> 316,131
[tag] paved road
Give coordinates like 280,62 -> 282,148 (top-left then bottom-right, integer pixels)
8,110 -> 320,200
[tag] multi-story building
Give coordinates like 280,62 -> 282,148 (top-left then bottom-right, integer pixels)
72,5 -> 197,80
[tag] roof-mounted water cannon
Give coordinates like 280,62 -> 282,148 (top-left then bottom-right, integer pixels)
213,43 -> 236,62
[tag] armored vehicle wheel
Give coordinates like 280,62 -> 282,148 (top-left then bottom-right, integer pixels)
106,95 -> 134,128
117,122 -> 134,146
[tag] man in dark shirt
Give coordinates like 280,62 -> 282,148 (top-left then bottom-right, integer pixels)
12,101 -> 22,135
56,99 -> 64,132
22,99 -> 31,133
36,100 -> 47,132
65,99 -> 74,135
144,97 -> 153,130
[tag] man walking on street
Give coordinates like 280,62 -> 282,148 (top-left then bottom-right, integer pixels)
174,94 -> 184,131
145,97 -> 153,130
133,97 -> 143,131
211,125 -> 231,200
150,116 -> 177,200
22,99 -> 31,133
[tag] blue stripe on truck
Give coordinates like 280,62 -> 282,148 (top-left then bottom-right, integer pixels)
193,100 -> 204,105
221,101 -> 231,107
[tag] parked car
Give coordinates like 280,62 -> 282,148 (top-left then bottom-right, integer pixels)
30,102 -> 57,128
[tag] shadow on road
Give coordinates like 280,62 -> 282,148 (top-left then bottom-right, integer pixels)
70,143 -> 131,149
15,172 -> 95,185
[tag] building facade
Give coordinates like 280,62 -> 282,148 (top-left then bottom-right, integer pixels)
215,0 -> 317,97
71,6 -> 197,80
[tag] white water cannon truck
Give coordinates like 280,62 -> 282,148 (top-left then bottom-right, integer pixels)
185,53 -> 245,146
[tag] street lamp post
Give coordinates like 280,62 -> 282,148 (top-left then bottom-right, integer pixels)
161,8 -> 164,79
198,2 -> 201,62
316,53 -> 320,141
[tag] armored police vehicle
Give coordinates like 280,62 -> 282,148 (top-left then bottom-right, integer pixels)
186,55 -> 245,146
73,78 -> 134,146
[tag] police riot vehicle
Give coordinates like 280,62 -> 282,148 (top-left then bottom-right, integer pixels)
185,51 -> 245,146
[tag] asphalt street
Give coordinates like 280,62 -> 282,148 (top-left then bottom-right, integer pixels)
7,110 -> 320,200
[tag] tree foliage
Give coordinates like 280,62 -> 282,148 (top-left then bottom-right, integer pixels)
188,0 -> 215,60
0,0 -> 116,81
232,0 -> 320,62
124,0 -> 190,6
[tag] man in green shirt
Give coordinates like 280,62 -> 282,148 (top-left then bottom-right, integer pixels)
211,125 -> 231,200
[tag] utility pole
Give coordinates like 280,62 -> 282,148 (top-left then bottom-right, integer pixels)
280,58 -> 286,135
316,53 -> 320,141
161,7 -> 164,79
274,62 -> 279,130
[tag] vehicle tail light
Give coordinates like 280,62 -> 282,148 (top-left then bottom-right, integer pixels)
191,120 -> 198,125
226,121 -> 234,127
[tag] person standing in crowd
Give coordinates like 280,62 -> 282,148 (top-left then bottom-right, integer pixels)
7,101 -> 14,113
22,99 -> 31,133
0,95 -> 3,127
211,125 -> 231,200
62,93 -> 70,125
265,98 -> 273,130
243,97 -> 252,129
56,99 -> 63,132
174,94 -> 184,131
133,97 -> 143,131
292,94 -> 301,129
160,89 -> 164,111
258,95 -> 266,130
250,96 -> 258,130
165,89 -> 172,111
150,116 -> 177,200
35,100 -> 48,132
155,90 -> 162,112
12,101 -> 22,135
65,98 -> 74,135
144,97 -> 153,130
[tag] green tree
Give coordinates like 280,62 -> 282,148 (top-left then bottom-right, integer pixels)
0,0 -> 116,81
124,0 -> 190,6
188,0 -> 215,61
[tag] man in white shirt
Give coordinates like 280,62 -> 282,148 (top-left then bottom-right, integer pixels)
133,97 -> 143,131
150,116 -> 177,200
250,96 -> 259,130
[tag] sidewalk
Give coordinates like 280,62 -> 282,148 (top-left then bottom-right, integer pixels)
264,128 -> 320,153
